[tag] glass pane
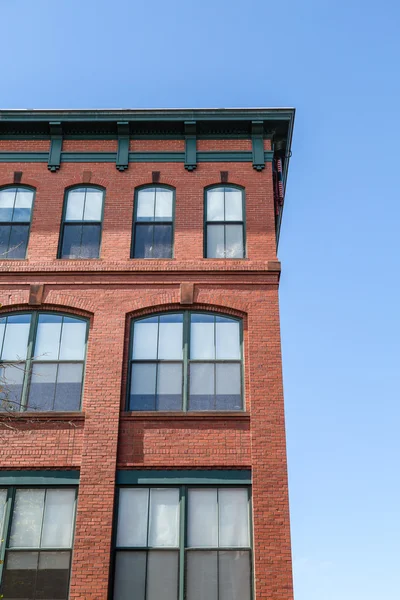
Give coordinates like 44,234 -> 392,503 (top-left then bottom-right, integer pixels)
59,317 -> 86,360
8,224 -> 29,258
0,224 -> 11,257
153,225 -> 172,258
0,189 -> 15,222
117,489 -> 149,547
157,363 -> 182,411
216,364 -> 242,411
83,189 -> 103,221
137,188 -> 156,221
190,314 -> 214,360
0,363 -> 24,411
1,551 -> 38,599
186,551 -> 218,600
207,189 -> 224,221
188,489 -> 218,547
36,552 -> 71,600
155,189 -> 173,220
1,314 -> 31,361
9,489 -> 45,547
158,314 -> 183,360
80,224 -> 101,258
219,551 -> 251,600
114,552 -> 146,600
65,190 -> 85,221
41,490 -> 76,548
147,551 -> 179,600
207,225 -> 225,258
148,488 -> 179,547
224,189 -> 243,221
225,225 -> 244,259
216,317 -> 240,360
134,224 -> 153,258
0,488 -> 7,535
130,363 -> 156,411
132,317 -> 158,360
27,363 -> 57,411
13,190 -> 34,222
54,363 -> 83,411
35,314 -> 62,361
219,489 -> 249,547
189,363 -> 215,411
61,224 -> 83,258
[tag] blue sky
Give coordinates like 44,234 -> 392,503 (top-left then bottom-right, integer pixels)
2,0 -> 400,598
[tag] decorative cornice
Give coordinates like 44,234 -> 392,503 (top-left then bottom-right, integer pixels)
116,121 -> 129,171
48,121 -> 62,172
184,121 -> 197,171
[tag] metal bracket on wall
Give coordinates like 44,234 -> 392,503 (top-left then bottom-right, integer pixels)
184,121 -> 197,171
116,121 -> 130,171
251,120 -> 265,171
48,122 -> 62,172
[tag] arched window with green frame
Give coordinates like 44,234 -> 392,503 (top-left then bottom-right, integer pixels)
0,185 -> 35,259
131,185 -> 175,258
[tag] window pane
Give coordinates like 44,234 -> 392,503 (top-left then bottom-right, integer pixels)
41,490 -> 76,548
190,314 -> 214,360
224,189 -> 243,221
225,225 -> 244,258
0,363 -> 24,411
13,190 -> 34,222
54,363 -> 83,411
137,188 -> 156,221
207,189 -> 224,221
117,489 -> 149,547
147,551 -> 179,600
83,189 -> 103,221
134,224 -> 153,258
219,489 -> 249,547
130,363 -> 156,410
186,551 -> 218,600
9,489 -> 45,547
59,317 -> 86,360
65,190 -> 85,220
114,552 -> 146,600
188,489 -> 218,547
1,551 -> 38,599
35,314 -> 62,361
216,318 -> 240,360
153,225 -> 172,258
219,551 -> 251,600
132,317 -> 158,360
80,224 -> 101,258
157,363 -> 182,411
8,224 -> 29,258
1,314 -> 31,361
148,488 -> 179,547
189,363 -> 214,411
0,488 -> 7,535
155,189 -> 173,221
0,189 -> 15,222
27,363 -> 57,411
158,314 -> 183,360
207,225 -> 225,258
0,224 -> 11,256
61,224 -> 83,258
216,364 -> 242,411
36,552 -> 71,600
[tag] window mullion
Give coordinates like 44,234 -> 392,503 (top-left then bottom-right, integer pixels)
0,487 -> 15,585
145,489 -> 151,600
178,485 -> 186,600
183,312 -> 189,412
20,312 -> 38,411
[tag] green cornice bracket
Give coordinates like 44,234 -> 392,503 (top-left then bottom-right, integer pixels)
48,121 -> 62,172
251,121 -> 265,171
184,121 -> 197,171
116,121 -> 130,171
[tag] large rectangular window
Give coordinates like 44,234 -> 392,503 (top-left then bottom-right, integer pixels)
205,187 -> 245,259
132,187 -> 174,258
59,187 -> 104,259
0,186 -> 34,259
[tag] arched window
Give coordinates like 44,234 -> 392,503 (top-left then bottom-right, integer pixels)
0,185 -> 35,259
0,312 -> 88,412
132,186 -> 174,258
129,312 -> 243,411
205,186 -> 245,258
59,186 -> 104,258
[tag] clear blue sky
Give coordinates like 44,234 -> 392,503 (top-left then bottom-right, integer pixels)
2,1 -> 400,598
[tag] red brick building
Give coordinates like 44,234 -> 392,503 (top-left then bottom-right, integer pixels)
0,108 -> 295,600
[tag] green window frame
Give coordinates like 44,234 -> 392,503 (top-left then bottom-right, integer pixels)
0,185 -> 35,260
112,484 -> 252,600
127,311 -> 244,412
0,311 -> 89,413
0,485 -> 78,600
204,185 -> 245,259
131,185 -> 175,259
58,185 -> 105,259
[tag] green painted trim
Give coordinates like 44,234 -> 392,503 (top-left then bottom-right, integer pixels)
184,121 -> 197,171
0,470 -> 80,485
128,152 -> 185,162
48,121 -> 62,172
116,121 -> 129,172
62,152 -> 117,162
116,470 -> 251,485
0,152 -> 48,162
251,121 -> 265,171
